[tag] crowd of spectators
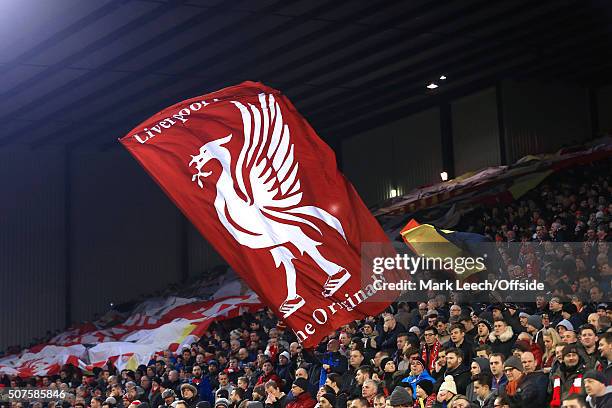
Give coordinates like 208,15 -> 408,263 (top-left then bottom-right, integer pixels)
1,161 -> 610,408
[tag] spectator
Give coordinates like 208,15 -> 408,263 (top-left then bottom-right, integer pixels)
549,345 -> 587,406
286,378 -> 316,408
583,370 -> 611,408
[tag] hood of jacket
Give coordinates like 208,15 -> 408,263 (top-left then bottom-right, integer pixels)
489,326 -> 514,343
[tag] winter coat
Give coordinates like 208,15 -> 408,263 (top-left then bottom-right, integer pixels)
488,327 -> 516,358
548,360 -> 587,403
285,392 -> 316,408
500,371 -> 548,408
586,385 -> 612,408
376,322 -> 407,353
401,370 -> 436,397
265,394 -> 287,408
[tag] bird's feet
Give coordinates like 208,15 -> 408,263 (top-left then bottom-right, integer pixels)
322,269 -> 350,297
279,295 -> 305,318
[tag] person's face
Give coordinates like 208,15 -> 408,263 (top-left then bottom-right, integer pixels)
470,362 -> 481,376
521,353 -> 535,373
182,388 -> 194,399
437,351 -> 446,367
580,329 -> 597,348
355,370 -> 366,384
362,382 -> 376,398
263,362 -> 272,374
473,382 -> 488,399
296,368 -> 308,379
590,287 -> 603,302
428,316 -> 437,327
493,321 -> 506,336
543,335 -> 553,350
504,367 -> 520,382
424,330 -> 437,345
410,360 -> 424,375
374,396 -> 386,408
599,338 -> 612,359
588,314 -> 599,328
478,323 -> 489,337
340,333 -> 350,346
450,328 -> 464,344
584,378 -> 605,396
563,352 -> 579,367
384,360 -> 396,372
437,390 -> 449,402
319,397 -> 332,408
562,330 -> 577,344
363,325 -> 373,335
291,385 -> 304,397
350,350 -> 364,367
450,306 -> 461,316
397,336 -> 407,350
489,356 -> 503,376
446,353 -> 459,370
192,366 -> 202,377
492,309 -> 502,319
494,397 -> 510,408
451,399 -> 470,408
549,298 -> 561,311
436,321 -> 446,333
219,374 -> 228,386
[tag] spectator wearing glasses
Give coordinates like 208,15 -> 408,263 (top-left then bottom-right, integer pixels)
421,327 -> 442,373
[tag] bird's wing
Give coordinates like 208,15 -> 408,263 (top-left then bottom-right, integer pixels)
231,93 -> 302,210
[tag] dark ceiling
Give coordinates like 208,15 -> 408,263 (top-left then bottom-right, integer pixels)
0,0 -> 611,151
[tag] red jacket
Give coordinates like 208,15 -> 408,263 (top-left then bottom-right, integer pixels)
286,392 -> 316,408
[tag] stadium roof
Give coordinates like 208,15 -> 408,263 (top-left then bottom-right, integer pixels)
0,0 -> 611,150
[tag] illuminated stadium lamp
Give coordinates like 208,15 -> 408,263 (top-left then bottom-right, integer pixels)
427,83 -> 438,89
440,171 -> 448,181
389,189 -> 398,198
440,75 -> 447,80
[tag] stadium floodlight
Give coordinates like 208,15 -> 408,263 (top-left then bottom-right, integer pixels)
440,171 -> 448,181
427,83 -> 438,89
440,75 -> 447,80
389,189 -> 398,198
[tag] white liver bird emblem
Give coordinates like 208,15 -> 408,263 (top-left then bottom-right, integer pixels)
189,93 -> 350,317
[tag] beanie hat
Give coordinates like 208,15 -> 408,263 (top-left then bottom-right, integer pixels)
503,356 -> 524,372
279,351 -> 290,361
519,312 -> 529,319
104,397 -> 117,406
321,393 -> 336,407
583,370 -> 607,384
562,303 -> 578,314
478,319 -> 492,331
293,377 -> 309,392
390,386 -> 413,406
416,379 -> 434,396
380,357 -> 394,371
562,344 -> 580,358
527,315 -> 543,330
439,375 -> 457,395
412,357 -> 426,370
556,319 -> 574,332
162,389 -> 176,399
215,398 -> 230,408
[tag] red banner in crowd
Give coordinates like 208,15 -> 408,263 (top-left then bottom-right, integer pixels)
120,81 -> 393,347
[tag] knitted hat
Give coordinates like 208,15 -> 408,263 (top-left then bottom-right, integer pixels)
321,393 -> 336,406
292,377 -> 309,392
556,319 -> 574,332
279,351 -> 290,361
503,356 -> 524,372
562,344 -> 580,358
161,390 -> 176,399
411,356 -> 426,370
416,379 -> 434,396
519,312 -> 529,319
472,357 -> 492,375
390,386 -> 413,406
438,375 -> 457,395
104,397 -> 117,406
478,319 -> 492,331
215,398 -> 230,408
380,357 -> 394,371
583,370 -> 607,385
527,315 -> 543,330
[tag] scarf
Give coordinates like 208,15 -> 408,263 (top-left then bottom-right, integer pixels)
421,341 -> 440,372
504,376 -> 523,396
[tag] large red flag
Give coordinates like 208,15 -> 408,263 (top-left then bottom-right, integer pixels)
120,81 -> 394,347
